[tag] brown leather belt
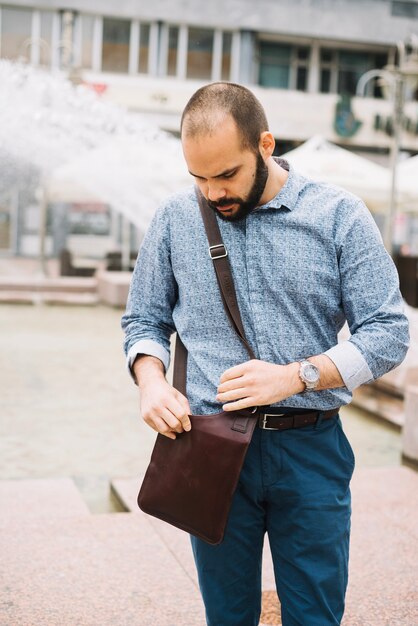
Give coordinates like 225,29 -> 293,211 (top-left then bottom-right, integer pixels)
256,408 -> 340,431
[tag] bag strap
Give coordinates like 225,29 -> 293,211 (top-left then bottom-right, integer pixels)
195,189 -> 256,360
172,189 -> 255,395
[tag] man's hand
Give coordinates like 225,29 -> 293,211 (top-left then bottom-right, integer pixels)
216,355 -> 344,411
216,359 -> 303,411
133,355 -> 191,440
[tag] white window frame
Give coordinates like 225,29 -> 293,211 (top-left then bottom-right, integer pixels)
73,12 -> 82,67
129,20 -> 139,74
92,15 -> 102,72
177,24 -> 188,80
51,11 -> 61,68
230,31 -> 241,83
211,29 -> 223,81
31,10 -> 41,65
148,22 -> 159,75
158,22 -> 169,76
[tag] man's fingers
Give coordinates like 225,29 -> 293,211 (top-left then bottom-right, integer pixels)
172,392 -> 192,431
159,407 -> 185,433
217,377 -> 247,394
216,387 -> 247,403
140,385 -> 192,437
147,416 -> 177,440
219,363 -> 246,384
222,397 -> 254,412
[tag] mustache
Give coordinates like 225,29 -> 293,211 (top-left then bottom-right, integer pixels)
208,197 -> 241,208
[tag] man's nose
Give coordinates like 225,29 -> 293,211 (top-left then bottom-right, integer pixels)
207,184 -> 226,203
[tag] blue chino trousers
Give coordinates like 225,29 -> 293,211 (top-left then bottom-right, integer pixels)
191,413 -> 355,626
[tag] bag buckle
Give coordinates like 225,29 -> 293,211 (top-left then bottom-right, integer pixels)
260,413 -> 286,430
209,244 -> 228,260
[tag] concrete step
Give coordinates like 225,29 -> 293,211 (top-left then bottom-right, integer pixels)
352,385 -> 404,427
0,478 -> 90,526
112,475 -> 199,587
0,276 -> 97,293
97,270 -> 131,307
0,290 -> 99,305
0,276 -> 99,304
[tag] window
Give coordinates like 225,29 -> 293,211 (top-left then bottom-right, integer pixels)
0,206 -> 11,250
391,1 -> 418,19
80,15 -> 95,69
296,66 -> 307,91
102,17 -> 130,73
320,48 -> 336,93
259,43 -> 291,88
138,23 -> 150,73
167,26 -> 178,76
221,32 -> 232,80
258,42 -> 310,90
0,6 -> 33,61
295,46 -> 309,91
187,28 -> 214,80
69,204 -> 111,236
338,50 -> 370,95
320,49 -> 388,97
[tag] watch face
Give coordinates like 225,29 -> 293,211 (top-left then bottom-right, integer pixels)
303,364 -> 319,383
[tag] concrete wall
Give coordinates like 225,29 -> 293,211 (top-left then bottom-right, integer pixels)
4,0 -> 417,46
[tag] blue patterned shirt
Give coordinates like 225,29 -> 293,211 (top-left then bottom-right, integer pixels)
122,161 -> 409,414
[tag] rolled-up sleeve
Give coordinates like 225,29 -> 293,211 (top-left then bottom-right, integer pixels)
121,203 -> 177,380
324,340 -> 373,391
329,198 -> 409,388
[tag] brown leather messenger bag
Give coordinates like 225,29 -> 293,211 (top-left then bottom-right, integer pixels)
137,189 -> 259,545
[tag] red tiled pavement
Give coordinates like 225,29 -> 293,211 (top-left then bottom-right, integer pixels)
1,467 -> 417,625
112,466 -> 418,625
1,508 -> 206,626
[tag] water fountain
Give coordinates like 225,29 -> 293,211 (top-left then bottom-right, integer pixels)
0,59 -> 190,272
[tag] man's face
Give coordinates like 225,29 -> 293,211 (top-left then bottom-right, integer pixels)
182,117 -> 269,222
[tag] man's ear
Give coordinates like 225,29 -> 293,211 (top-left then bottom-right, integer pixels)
259,131 -> 275,159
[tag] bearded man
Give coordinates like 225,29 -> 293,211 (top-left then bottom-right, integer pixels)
122,82 -> 409,626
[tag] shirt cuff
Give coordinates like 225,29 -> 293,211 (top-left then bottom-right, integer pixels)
127,339 -> 170,382
324,340 -> 374,391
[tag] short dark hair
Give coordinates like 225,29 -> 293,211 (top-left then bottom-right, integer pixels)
180,82 -> 269,153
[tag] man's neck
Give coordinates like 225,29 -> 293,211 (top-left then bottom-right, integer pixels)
258,157 -> 289,206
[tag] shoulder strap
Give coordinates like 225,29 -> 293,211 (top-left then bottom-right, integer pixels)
172,189 -> 255,394
195,189 -> 256,360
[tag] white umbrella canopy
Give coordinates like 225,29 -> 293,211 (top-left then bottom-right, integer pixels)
397,155 -> 418,213
282,136 -> 415,213
46,135 -> 191,230
0,60 -> 192,229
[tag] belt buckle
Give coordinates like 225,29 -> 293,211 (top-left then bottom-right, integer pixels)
260,413 -> 286,430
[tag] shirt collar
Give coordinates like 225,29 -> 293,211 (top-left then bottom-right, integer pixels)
255,158 -> 302,212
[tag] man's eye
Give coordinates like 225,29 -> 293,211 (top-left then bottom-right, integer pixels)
224,171 -> 236,179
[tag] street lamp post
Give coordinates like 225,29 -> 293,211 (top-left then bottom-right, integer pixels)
356,37 -> 418,256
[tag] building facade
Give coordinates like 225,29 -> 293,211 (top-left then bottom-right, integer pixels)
1,0 -> 418,149
1,0 -> 418,257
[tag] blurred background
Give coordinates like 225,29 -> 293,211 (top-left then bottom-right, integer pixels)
1,2 -> 418,624
1,0 -> 418,267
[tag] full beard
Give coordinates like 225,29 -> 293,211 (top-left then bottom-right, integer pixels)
207,153 -> 269,222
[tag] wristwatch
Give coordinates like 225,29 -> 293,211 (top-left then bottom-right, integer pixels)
298,360 -> 320,391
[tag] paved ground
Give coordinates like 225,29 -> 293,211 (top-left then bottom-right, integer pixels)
0,303 -> 404,511
1,301 -> 417,625
0,303 -> 154,512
